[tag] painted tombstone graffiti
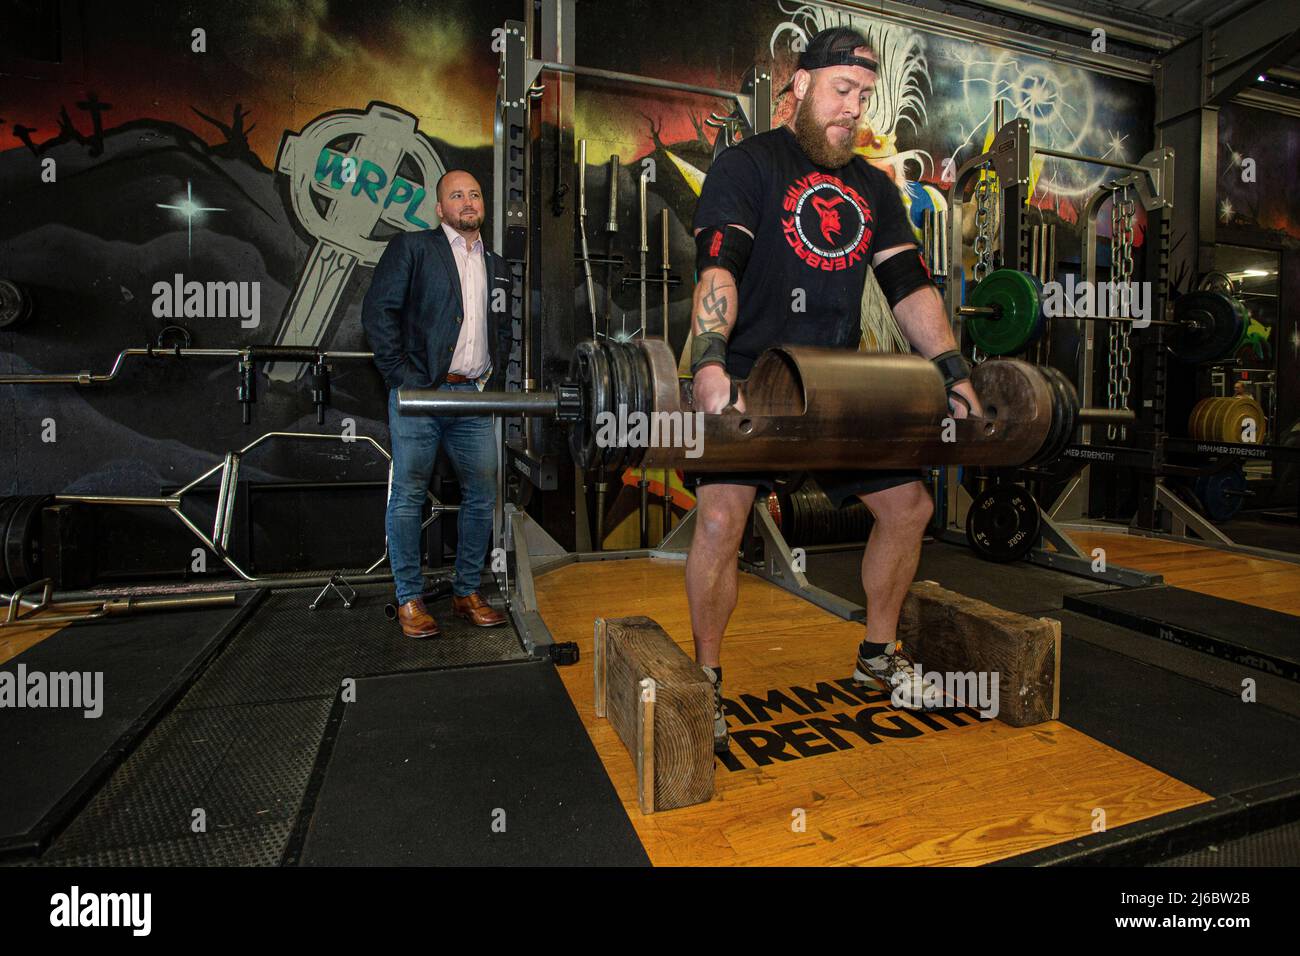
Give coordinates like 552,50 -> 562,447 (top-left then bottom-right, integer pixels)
271,101 -> 447,379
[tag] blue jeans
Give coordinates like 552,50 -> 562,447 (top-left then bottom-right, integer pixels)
386,383 -> 497,605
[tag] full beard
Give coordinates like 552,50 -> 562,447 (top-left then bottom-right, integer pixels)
792,100 -> 857,169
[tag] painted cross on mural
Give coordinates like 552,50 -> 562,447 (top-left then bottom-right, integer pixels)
271,101 -> 447,380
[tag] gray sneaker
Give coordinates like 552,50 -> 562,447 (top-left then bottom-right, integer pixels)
701,665 -> 729,752
852,639 -> 938,711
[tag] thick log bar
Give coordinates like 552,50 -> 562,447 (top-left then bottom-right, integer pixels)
397,339 -> 1131,473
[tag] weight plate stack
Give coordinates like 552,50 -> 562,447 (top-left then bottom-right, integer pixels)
966,483 -> 1041,562
967,269 -> 1045,356
1220,396 -> 1266,444
1027,365 -> 1077,466
1188,396 -> 1266,444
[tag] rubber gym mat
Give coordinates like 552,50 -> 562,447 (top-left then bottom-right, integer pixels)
1057,636 -> 1300,796
0,592 -> 262,858
1154,818 -> 1300,866
805,539 -> 1119,618
1064,585 -> 1300,683
290,660 -> 650,866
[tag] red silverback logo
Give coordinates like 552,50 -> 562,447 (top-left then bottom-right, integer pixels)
709,228 -> 723,258
782,172 -> 872,271
811,193 -> 846,243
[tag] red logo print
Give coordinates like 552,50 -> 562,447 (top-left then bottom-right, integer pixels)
780,172 -> 872,272
811,194 -> 845,244
709,229 -> 723,258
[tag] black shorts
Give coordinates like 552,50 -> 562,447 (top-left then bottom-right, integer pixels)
688,468 -> 925,509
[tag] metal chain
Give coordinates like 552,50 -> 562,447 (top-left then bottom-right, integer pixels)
1103,189 -> 1137,440
1106,189 -> 1123,440
969,165 -> 995,366
972,167 -> 993,283
1116,189 -> 1135,441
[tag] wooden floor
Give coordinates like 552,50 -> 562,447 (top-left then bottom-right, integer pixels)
534,557 -> 1209,866
1067,530 -> 1300,617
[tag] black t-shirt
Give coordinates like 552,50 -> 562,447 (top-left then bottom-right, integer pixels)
692,125 -> 919,378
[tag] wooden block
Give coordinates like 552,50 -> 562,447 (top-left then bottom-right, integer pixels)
897,581 -> 1061,727
594,616 -> 714,813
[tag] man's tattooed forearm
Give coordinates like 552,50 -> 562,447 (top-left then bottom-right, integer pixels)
696,275 -> 731,334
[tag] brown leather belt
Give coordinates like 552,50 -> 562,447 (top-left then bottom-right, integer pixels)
444,373 -> 471,384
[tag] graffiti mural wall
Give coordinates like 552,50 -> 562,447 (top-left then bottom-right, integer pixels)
2,0 -> 1156,563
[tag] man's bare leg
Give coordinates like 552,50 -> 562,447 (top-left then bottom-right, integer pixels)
685,482 -> 757,667
857,480 -> 934,646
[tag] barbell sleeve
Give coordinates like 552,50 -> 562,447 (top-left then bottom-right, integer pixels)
1077,407 -> 1137,426
398,389 -> 561,417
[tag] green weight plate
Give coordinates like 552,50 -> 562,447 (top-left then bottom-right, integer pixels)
967,269 -> 1044,356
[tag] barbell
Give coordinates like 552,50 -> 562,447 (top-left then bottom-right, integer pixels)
398,339 -> 1131,473
959,268 -> 1247,363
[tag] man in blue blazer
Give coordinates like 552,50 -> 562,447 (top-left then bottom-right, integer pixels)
362,169 -> 512,637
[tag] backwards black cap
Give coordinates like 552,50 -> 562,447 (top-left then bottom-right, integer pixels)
778,27 -> 877,95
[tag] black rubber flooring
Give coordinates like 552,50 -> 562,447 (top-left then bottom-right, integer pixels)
806,539 -> 1120,618
1155,819 -> 1300,866
1218,513 -> 1300,554
0,593 -> 258,858
17,577 -> 527,867
292,660 -> 649,866
1065,585 -> 1300,683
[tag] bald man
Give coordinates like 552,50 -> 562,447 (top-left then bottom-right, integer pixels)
363,170 -> 512,637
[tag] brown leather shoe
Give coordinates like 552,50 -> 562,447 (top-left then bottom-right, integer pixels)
396,599 -> 440,638
452,592 -> 506,627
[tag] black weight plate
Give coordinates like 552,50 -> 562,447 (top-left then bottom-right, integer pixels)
622,343 -> 649,469
966,483 -> 1041,562
5,496 -> 42,589
588,341 -> 614,472
1042,365 -> 1077,463
603,341 -> 633,473
1027,365 -> 1067,466
791,487 -> 808,545
0,497 -> 20,591
1175,291 -> 1243,364
616,343 -> 640,469
1035,365 -> 1073,464
617,341 -> 643,471
21,495 -> 53,583
567,343 -> 596,469
0,279 -> 32,329
1054,367 -> 1079,459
